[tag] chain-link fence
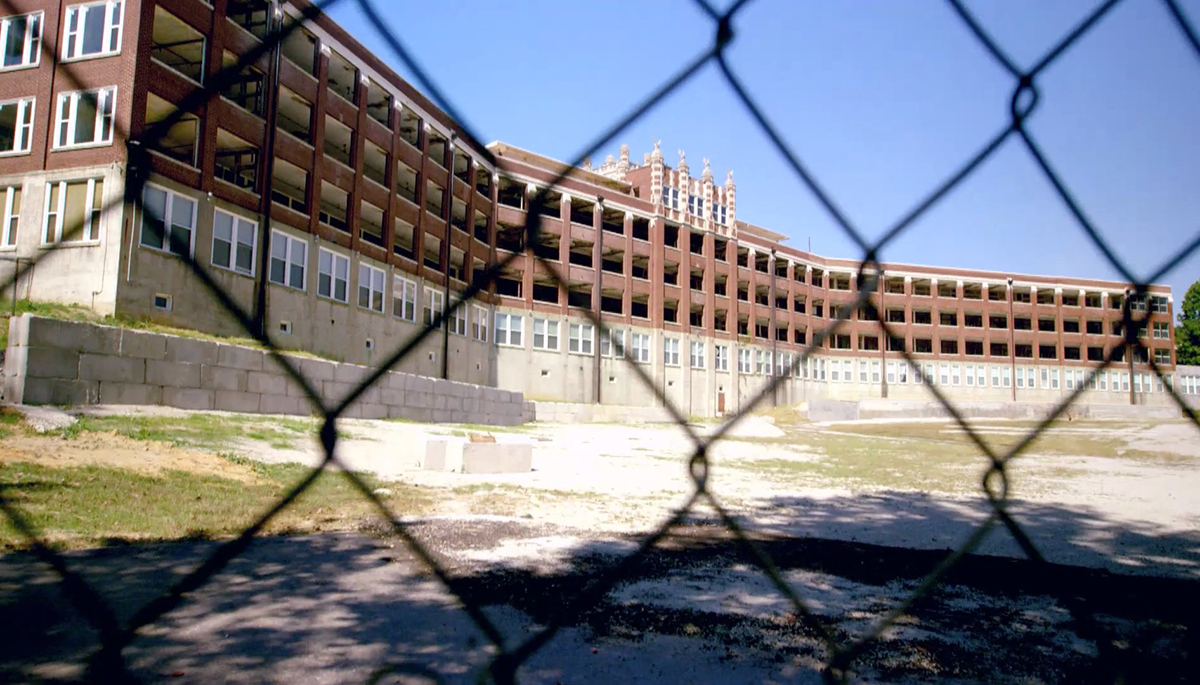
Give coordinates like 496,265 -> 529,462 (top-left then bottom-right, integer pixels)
2,0 -> 1199,682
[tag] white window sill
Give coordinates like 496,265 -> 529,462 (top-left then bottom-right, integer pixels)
0,245 -> 16,252
61,51 -> 122,64
0,149 -> 32,157
318,295 -> 349,305
0,63 -> 40,73
212,263 -> 255,279
52,140 -> 115,152
42,239 -> 103,249
138,243 -> 192,258
268,279 -> 306,293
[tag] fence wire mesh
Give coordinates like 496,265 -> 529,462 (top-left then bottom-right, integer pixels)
2,0 -> 1199,682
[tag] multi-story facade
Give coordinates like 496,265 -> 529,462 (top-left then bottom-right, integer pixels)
0,0 -> 1179,417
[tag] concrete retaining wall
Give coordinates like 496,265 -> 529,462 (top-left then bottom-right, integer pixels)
530,400 -> 678,424
808,397 -> 1183,422
2,315 -> 526,426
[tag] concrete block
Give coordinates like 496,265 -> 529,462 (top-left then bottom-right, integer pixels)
433,395 -> 448,411
163,387 -> 214,410
260,393 -> 306,416
247,371 -> 288,396
422,440 -> 454,470
79,354 -> 145,384
449,410 -> 467,423
26,317 -> 119,355
4,344 -> 27,379
432,379 -> 452,397
7,314 -> 29,348
407,392 -> 429,409
380,388 -> 405,406
334,363 -> 369,384
146,360 -> 201,388
201,365 -> 247,392
217,344 -> 264,371
286,377 -> 318,398
21,378 -> 98,406
120,330 -> 167,359
386,372 -> 409,390
216,390 -> 262,413
410,376 -> 433,393
99,382 -> 162,405
321,380 -> 357,404
165,337 -> 219,365
296,357 -> 337,383
461,442 -> 533,474
445,396 -> 462,412
23,347 -> 79,380
407,407 -> 433,423
355,402 -> 388,420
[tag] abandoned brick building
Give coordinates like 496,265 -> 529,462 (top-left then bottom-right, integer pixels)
0,0 -> 1180,416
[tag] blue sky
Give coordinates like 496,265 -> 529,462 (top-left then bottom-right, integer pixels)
328,0 -> 1200,306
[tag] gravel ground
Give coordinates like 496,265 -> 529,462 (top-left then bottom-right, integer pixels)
5,408 -> 1198,682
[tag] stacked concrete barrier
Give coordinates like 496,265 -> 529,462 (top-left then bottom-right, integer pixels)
2,315 -> 526,426
807,396 -> 1181,422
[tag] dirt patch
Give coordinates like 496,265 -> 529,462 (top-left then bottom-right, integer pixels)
0,432 -> 262,484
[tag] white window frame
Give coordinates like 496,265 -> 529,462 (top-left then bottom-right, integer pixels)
569,322 -> 594,354
831,357 -> 841,382
392,275 -> 416,321
964,363 -> 973,387
664,337 -> 680,366
690,340 -> 705,369
211,208 -> 257,276
715,344 -> 728,371
1,185 -> 20,247
755,349 -> 766,375
317,248 -> 349,303
46,178 -> 107,244
357,262 -> 385,313
0,12 -> 43,70
532,317 -> 559,351
53,86 -> 116,149
423,287 -> 444,326
0,97 -> 35,154
495,313 -> 523,347
631,332 -> 651,363
472,305 -> 488,341
1152,322 -> 1168,340
737,348 -> 752,374
269,230 -> 307,291
63,0 -> 124,61
601,327 -> 625,358
449,300 -> 466,335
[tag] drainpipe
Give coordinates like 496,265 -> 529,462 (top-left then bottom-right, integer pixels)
441,133 -> 456,380
1008,277 -> 1016,401
879,270 -> 888,399
253,1 -> 284,338
593,196 -> 604,404
769,249 -> 778,407
1126,289 -> 1135,406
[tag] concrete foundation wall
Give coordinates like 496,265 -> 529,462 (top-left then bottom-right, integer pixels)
808,397 -> 1184,422
531,401 -> 678,424
3,315 -> 525,425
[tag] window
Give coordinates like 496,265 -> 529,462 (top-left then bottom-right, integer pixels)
715,345 -> 728,371
601,327 -> 625,357
357,263 -> 385,313
1,12 -> 42,69
0,97 -> 34,154
472,306 -> 488,341
495,313 -> 523,347
1150,296 -> 1169,314
738,348 -> 752,374
63,1 -> 123,60
138,184 -> 196,253
690,341 -> 705,369
392,276 -> 416,321
269,231 -> 306,290
569,323 -> 594,354
317,249 -> 349,302
450,302 -> 466,336
532,318 -> 560,351
755,349 -> 767,375
1154,348 -> 1171,365
1,185 -> 20,246
664,337 -> 680,366
54,87 -> 115,148
423,287 -> 444,326
1153,322 -> 1169,340
631,332 -> 651,363
211,209 -> 256,276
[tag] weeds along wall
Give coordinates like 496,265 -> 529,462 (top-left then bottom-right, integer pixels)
2,315 -> 530,426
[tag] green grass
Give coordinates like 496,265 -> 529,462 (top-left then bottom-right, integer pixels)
0,406 -> 25,439
72,413 -> 325,452
0,299 -> 333,361
0,458 -> 432,550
